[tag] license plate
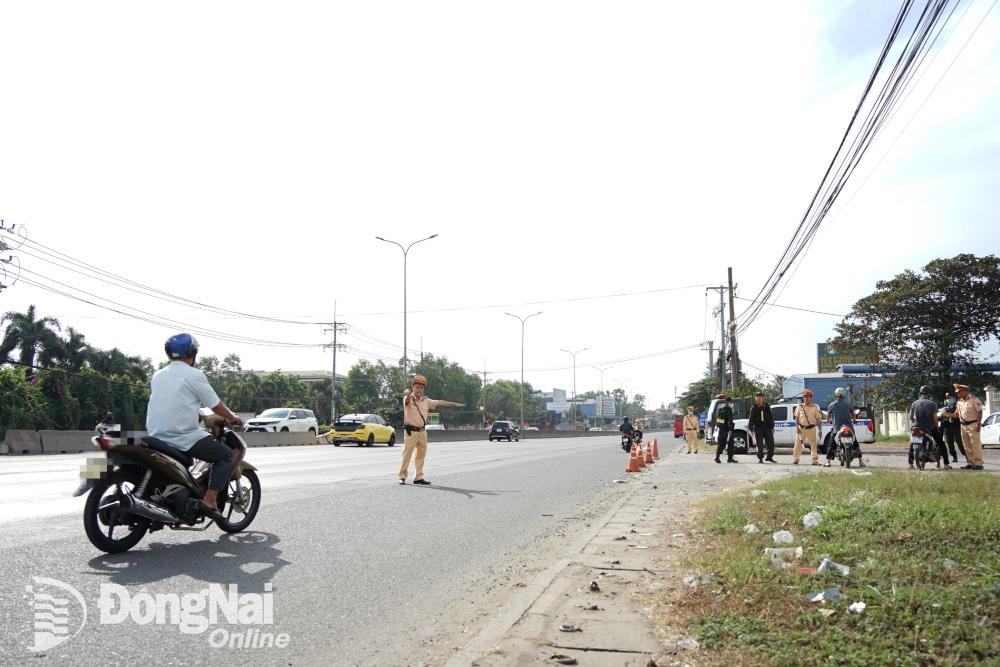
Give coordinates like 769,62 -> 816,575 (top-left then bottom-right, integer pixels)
910,437 -> 922,445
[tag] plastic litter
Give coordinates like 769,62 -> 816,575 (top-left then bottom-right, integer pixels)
943,559 -> 958,569
819,609 -> 836,618
848,601 -> 867,614
797,567 -> 817,575
683,574 -> 715,588
809,586 -> 843,603
744,523 -> 761,534
764,546 -> 803,559
559,624 -> 583,633
850,470 -> 873,476
771,557 -> 791,570
751,489 -> 768,498
803,511 -> 822,530
817,558 -> 851,576
672,533 -> 685,538
773,530 -> 795,544
676,638 -> 699,651
550,654 -> 578,665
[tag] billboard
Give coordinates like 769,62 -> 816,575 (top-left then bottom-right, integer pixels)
597,395 -> 616,417
546,401 -> 570,412
817,343 -> 874,373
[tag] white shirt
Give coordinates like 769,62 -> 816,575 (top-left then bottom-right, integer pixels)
145,361 -> 221,451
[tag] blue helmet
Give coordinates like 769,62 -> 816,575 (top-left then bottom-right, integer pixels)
164,333 -> 199,360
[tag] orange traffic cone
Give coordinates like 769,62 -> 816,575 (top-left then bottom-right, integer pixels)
652,438 -> 660,460
626,446 -> 640,473
645,442 -> 654,465
636,442 -> 646,469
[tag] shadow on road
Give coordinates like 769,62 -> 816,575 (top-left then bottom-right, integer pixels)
83,531 -> 289,591
411,484 -> 514,499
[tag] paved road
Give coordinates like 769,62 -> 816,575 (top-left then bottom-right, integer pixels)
0,433 -> 652,666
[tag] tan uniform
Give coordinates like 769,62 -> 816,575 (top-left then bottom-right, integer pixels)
956,395 -> 985,466
683,414 -> 699,453
399,395 -> 440,481
793,402 -> 823,463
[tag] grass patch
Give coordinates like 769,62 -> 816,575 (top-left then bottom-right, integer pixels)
678,471 -> 1000,666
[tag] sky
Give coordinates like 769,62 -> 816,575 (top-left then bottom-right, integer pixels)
1,0 -> 999,409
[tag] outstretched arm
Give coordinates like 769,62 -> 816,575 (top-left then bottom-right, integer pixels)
437,400 -> 465,408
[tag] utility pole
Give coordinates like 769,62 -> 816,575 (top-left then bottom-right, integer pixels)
727,267 -> 740,390
706,286 -> 727,393
481,360 -> 488,428
323,301 -> 347,424
702,340 -> 715,379
560,347 -> 588,429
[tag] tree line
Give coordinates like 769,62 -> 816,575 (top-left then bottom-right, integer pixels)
1,306 -> 650,438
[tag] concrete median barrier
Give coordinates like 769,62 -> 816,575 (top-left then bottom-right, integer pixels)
1,430 -> 43,455
39,430 -> 95,454
242,431 -> 318,448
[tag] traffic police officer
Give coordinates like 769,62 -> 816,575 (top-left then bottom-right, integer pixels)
793,389 -> 822,465
954,384 -> 985,470
939,392 -> 966,463
714,394 -> 737,463
683,406 -> 699,454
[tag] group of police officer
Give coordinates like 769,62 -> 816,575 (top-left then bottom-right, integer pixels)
704,384 -> 987,469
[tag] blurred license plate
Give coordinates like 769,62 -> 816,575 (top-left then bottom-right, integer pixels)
910,437 -> 922,444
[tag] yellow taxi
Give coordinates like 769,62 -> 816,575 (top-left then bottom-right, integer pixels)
325,413 -> 397,447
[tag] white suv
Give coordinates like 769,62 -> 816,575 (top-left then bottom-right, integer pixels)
244,408 -> 319,434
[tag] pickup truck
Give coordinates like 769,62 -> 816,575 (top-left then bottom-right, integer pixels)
706,399 -> 875,455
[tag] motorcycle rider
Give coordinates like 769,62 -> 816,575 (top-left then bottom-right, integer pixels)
145,333 -> 243,519
714,394 -> 737,464
619,416 -> 635,449
909,385 -> 951,470
824,387 -> 864,468
939,392 -> 966,463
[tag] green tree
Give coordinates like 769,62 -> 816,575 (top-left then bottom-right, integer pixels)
831,254 -> 1000,408
0,305 -> 63,369
0,367 -> 49,439
57,327 -> 91,372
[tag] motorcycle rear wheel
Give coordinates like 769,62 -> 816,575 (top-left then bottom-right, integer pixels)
83,469 -> 150,553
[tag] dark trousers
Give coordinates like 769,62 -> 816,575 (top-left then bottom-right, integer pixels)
942,425 -> 965,460
753,427 -> 775,460
189,435 -> 235,492
715,427 -> 734,460
909,428 -> 949,465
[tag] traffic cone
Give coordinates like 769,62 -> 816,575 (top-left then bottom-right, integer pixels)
636,442 -> 646,469
645,442 -> 654,465
626,446 -> 640,473
653,438 -> 660,460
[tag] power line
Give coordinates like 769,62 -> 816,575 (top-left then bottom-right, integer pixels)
733,296 -> 846,318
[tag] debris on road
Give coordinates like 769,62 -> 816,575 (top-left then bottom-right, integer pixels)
588,580 -> 601,592
764,546 -> 803,559
743,523 -> 761,534
559,624 -> 583,633
819,609 -> 836,618
848,601 -> 867,614
550,653 -> 578,665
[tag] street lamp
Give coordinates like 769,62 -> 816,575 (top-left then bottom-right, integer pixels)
593,364 -> 614,425
613,377 -> 630,420
560,347 -> 588,429
505,311 -> 542,434
375,234 -> 438,389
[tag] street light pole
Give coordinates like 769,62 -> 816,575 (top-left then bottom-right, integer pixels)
560,347 -> 588,429
375,234 -> 438,390
593,364 -> 613,424
505,311 -> 542,434
613,377 -> 630,420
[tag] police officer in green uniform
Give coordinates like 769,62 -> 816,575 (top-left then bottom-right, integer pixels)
940,392 -> 966,463
714,394 -> 737,464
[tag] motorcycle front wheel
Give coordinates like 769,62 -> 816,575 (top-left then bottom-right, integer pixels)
216,469 -> 262,533
83,468 -> 150,553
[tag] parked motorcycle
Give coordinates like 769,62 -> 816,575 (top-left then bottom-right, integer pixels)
74,412 -> 261,553
909,426 -> 940,471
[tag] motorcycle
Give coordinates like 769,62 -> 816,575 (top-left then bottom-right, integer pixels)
74,411 -> 261,553
620,429 -> 643,452
909,426 -> 940,471
833,426 -> 859,468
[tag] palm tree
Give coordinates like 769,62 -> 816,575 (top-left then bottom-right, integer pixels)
59,327 -> 91,372
0,305 -> 63,369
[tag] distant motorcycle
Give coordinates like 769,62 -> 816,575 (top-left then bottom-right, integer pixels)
75,412 -> 261,553
909,426 -> 940,471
